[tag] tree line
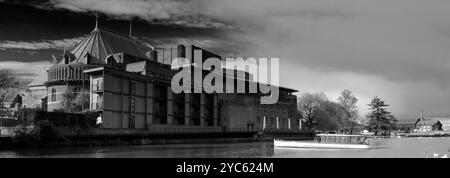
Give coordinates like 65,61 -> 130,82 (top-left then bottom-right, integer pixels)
298,89 -> 398,135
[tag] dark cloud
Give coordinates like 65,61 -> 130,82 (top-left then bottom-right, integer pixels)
0,1 -> 232,61
5,0 -> 233,29
0,37 -> 84,50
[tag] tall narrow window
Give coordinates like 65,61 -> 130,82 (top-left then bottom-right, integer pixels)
129,98 -> 135,112
97,78 -> 103,91
128,82 -> 136,128
129,82 -> 136,113
51,88 -> 56,102
128,115 -> 135,129
129,82 -> 136,95
97,95 -> 103,110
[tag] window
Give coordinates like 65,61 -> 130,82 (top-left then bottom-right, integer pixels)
129,82 -> 136,95
84,53 -> 91,64
191,117 -> 200,126
106,56 -> 117,67
154,102 -> 163,114
207,119 -> 214,126
93,78 -> 103,91
174,117 -> 185,125
128,115 -> 135,129
51,88 -> 56,102
129,82 -> 136,113
154,115 -> 167,125
129,98 -> 135,112
155,84 -> 167,99
97,78 -> 103,91
96,95 -> 103,110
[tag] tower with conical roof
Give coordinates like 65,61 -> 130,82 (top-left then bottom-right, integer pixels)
70,24 -> 152,65
44,18 -> 153,112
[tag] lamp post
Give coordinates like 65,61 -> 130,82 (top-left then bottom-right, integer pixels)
276,117 -> 279,130
263,116 -> 266,130
288,118 -> 291,130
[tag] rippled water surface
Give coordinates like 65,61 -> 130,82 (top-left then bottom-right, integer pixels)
1,137 -> 449,158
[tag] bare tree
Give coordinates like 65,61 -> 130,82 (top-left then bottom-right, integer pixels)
0,69 -> 31,117
297,92 -> 327,129
337,89 -> 359,134
316,100 -> 348,131
61,88 -> 89,113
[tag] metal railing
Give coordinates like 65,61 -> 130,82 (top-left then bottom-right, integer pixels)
261,128 -> 305,133
0,118 -> 20,127
56,125 -> 260,136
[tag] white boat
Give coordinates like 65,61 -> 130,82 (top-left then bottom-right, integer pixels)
274,134 -> 372,149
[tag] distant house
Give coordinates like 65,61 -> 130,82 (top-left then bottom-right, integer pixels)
415,119 -> 434,132
22,84 -> 47,110
414,117 -> 449,132
1,94 -> 23,119
441,120 -> 450,131
396,117 -> 450,133
10,94 -> 22,109
395,120 -> 416,132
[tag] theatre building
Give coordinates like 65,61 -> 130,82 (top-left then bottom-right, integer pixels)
42,25 -> 300,133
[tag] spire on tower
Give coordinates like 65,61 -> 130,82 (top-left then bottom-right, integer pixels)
95,11 -> 99,29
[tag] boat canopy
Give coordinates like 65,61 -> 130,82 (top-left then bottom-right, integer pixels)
316,134 -> 366,137
315,134 -> 369,145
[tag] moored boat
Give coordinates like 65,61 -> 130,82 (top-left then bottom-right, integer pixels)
274,134 -> 372,149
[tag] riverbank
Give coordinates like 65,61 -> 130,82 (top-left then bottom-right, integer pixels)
0,132 -> 314,150
407,134 -> 449,137
406,131 -> 449,137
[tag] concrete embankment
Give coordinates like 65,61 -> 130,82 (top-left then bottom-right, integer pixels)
0,131 -> 313,150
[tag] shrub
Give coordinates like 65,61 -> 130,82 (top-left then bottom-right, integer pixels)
13,120 -> 69,148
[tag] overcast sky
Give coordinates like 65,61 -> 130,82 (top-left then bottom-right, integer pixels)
1,0 -> 450,120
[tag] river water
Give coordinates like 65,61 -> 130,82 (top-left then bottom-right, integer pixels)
1,137 -> 449,158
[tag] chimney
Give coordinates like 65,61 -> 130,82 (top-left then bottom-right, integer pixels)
177,45 -> 186,58
146,49 -> 158,62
